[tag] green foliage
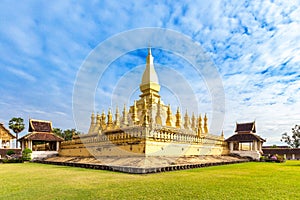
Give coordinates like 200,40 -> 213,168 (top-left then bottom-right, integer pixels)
8,117 -> 25,134
281,124 -> 300,148
22,148 -> 32,161
6,150 -> 15,156
8,117 -> 25,148
0,161 -> 299,199
53,128 -> 81,141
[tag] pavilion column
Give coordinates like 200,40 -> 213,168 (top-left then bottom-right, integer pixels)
29,140 -> 32,150
0,138 -> 2,148
21,141 -> 25,150
229,142 -> 233,151
56,141 -> 60,151
254,141 -> 258,151
10,139 -> 13,148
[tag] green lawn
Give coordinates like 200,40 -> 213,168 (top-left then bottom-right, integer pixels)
0,161 -> 299,200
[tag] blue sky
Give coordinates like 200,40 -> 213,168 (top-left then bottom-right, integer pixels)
0,0 -> 300,145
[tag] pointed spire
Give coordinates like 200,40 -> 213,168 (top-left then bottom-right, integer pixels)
132,100 -> 138,124
96,112 -> 101,128
175,107 -> 181,128
91,112 -> 95,124
184,109 -> 190,129
204,113 -> 208,135
221,130 -> 224,138
143,112 -> 149,127
107,108 -> 113,129
101,110 -> 106,129
197,114 -> 203,137
166,104 -> 173,127
142,98 -> 149,126
88,112 -> 96,134
148,46 -> 152,55
143,98 -> 147,110
191,112 -> 196,130
115,106 -> 120,128
121,104 -> 128,127
155,99 -> 162,125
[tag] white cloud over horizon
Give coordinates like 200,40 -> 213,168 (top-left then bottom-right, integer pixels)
0,0 -> 299,145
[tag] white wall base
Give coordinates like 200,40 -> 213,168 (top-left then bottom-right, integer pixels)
31,151 -> 58,160
230,150 -> 261,160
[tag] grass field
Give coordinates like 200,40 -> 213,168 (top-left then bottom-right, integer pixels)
0,161 -> 299,200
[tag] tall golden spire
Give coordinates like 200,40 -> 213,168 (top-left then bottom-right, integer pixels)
140,47 -> 160,99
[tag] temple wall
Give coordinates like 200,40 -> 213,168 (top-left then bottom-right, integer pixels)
59,132 -> 229,158
59,139 -> 146,157
145,140 -> 228,157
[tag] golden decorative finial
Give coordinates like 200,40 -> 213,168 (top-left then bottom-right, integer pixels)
175,107 -> 181,128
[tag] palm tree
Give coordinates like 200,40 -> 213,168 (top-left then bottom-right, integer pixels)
9,117 -> 25,148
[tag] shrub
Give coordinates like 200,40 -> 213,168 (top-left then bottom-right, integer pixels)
6,150 -> 15,156
260,156 -> 266,162
22,148 -> 32,161
261,154 -> 286,163
2,158 -> 23,163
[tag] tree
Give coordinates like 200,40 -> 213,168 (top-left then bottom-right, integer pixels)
53,128 -> 81,141
9,117 -> 25,148
53,128 -> 63,138
281,125 -> 300,148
